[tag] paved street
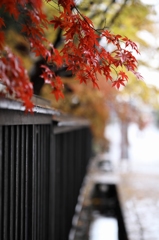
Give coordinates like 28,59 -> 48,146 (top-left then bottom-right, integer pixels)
118,171 -> 159,240
71,122 -> 159,240
107,122 -> 159,240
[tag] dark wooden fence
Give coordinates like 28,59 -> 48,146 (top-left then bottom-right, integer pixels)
0,98 -> 92,240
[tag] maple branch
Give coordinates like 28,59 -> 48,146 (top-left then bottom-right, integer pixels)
53,28 -> 63,48
77,0 -> 128,31
73,6 -> 102,34
78,0 -> 116,30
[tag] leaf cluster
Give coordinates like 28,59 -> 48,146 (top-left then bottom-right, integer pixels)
0,0 -> 141,110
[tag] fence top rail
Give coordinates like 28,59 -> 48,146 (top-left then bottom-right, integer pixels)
0,96 -> 59,125
53,114 -> 90,126
0,96 -> 59,116
53,113 -> 90,133
0,97 -> 90,129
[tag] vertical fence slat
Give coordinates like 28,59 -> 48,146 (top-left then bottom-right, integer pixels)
20,126 -> 25,240
0,126 -> 3,240
62,132 -> 67,239
24,125 -> 29,240
49,123 -> 55,240
54,134 -> 61,239
43,125 -> 49,240
10,126 -> 15,240
28,125 -> 33,240
37,125 -> 40,240
43,125 -> 46,240
3,127 -> 9,240
32,125 -> 36,240
76,129 -> 82,191
40,125 -> 44,240
15,126 -> 20,240
66,131 -> 74,237
42,125 -> 45,240
72,131 -> 77,211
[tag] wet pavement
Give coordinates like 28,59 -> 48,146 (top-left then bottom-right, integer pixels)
70,123 -> 159,240
118,170 -> 159,240
107,122 -> 159,240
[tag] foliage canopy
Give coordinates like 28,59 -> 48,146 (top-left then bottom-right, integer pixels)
0,0 -> 142,110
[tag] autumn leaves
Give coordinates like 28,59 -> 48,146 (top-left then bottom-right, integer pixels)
0,0 -> 141,110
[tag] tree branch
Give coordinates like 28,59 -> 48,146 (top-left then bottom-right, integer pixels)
108,0 -> 129,27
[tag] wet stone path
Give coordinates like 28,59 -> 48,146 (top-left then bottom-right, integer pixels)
70,156 -> 159,240
108,123 -> 159,240
118,171 -> 159,240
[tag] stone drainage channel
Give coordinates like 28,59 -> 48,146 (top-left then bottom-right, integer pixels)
69,157 -> 129,240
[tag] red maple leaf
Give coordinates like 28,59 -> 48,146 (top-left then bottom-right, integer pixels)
112,78 -> 126,89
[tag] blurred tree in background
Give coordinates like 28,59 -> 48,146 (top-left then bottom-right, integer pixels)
1,0 -> 159,152
41,0 -> 159,151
